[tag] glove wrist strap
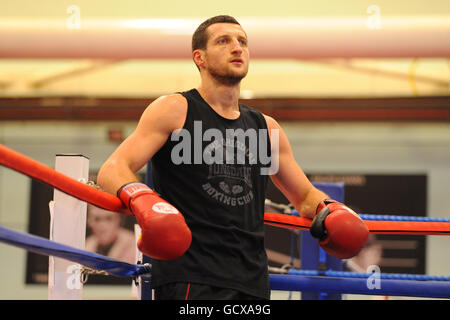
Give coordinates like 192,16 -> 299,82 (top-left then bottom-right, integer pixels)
310,199 -> 337,241
117,182 -> 154,213
315,199 -> 337,215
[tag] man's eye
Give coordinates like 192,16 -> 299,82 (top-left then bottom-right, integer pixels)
239,40 -> 247,46
218,39 -> 227,44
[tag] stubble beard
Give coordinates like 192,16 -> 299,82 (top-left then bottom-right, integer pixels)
207,63 -> 248,86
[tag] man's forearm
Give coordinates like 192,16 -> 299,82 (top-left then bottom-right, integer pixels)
296,187 -> 328,219
97,159 -> 140,196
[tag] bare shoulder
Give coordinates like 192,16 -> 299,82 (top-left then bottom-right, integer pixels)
146,93 -> 187,118
152,93 -> 187,110
262,113 -> 290,149
262,114 -> 281,130
139,93 -> 188,133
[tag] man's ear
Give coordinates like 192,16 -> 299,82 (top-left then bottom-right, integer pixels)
193,49 -> 205,69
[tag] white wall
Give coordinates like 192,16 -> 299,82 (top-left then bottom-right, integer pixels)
0,120 -> 449,299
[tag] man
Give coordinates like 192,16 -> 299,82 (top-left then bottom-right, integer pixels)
86,204 -> 136,264
97,15 -> 368,300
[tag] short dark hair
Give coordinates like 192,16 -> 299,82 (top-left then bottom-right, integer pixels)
192,15 -> 241,52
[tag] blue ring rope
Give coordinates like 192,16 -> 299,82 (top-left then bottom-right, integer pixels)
288,268 -> 450,281
292,209 -> 450,222
270,274 -> 450,299
0,225 -> 150,278
359,214 -> 450,222
2,224 -> 449,298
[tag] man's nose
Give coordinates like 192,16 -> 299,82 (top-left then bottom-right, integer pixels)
231,39 -> 244,54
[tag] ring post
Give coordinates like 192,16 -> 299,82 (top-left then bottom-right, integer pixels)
48,154 -> 89,300
300,182 -> 344,300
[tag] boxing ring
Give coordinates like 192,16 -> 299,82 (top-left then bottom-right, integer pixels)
1,143 -> 449,300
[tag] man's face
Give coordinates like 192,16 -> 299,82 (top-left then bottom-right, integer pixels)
198,23 -> 249,85
87,206 -> 121,245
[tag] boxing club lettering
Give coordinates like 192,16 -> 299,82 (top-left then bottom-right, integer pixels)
170,121 -> 279,175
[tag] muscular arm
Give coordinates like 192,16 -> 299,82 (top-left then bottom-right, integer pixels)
97,94 -> 187,195
264,115 -> 328,219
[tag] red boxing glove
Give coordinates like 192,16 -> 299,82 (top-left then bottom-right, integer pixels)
310,199 -> 369,259
118,182 -> 192,260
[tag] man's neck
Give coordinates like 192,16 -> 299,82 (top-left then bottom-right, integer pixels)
197,77 -> 241,112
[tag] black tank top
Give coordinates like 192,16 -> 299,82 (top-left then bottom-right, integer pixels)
150,88 -> 271,299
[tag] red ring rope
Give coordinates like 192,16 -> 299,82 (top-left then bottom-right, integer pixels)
0,144 -> 127,214
264,212 -> 450,235
1,144 -> 449,235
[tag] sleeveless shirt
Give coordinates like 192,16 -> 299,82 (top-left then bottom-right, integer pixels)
150,88 -> 271,299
